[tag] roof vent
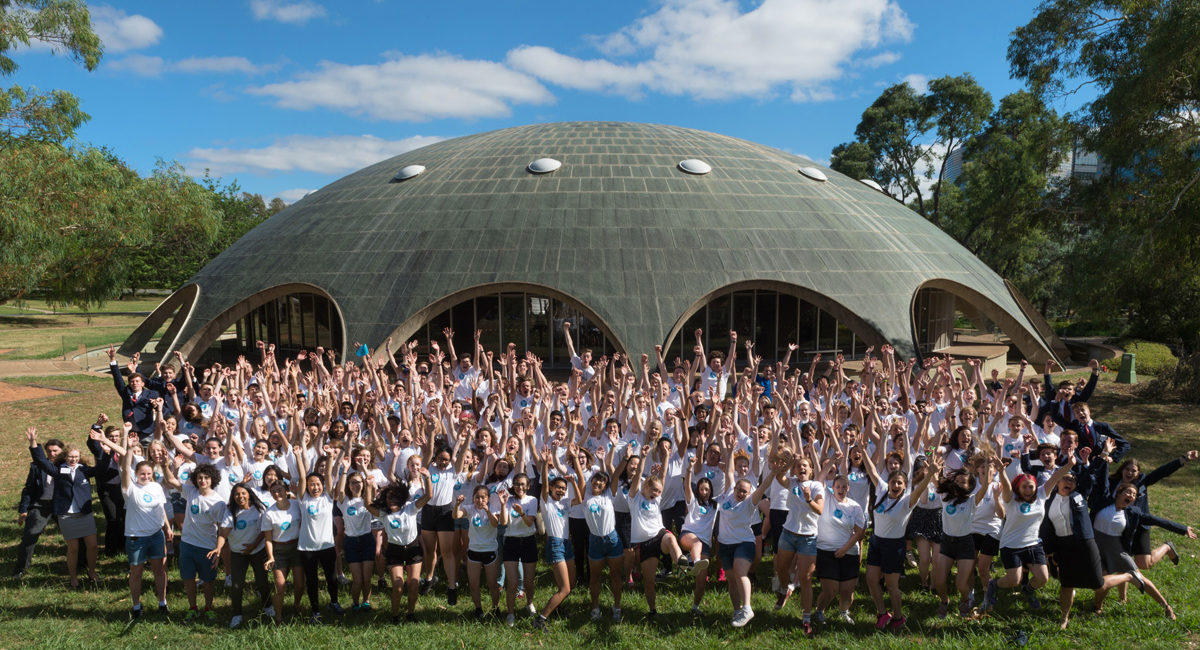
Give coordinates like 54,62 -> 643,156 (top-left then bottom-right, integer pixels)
391,165 -> 426,182
859,178 -> 884,191
527,158 -> 562,174
798,166 -> 828,182
678,159 -> 712,175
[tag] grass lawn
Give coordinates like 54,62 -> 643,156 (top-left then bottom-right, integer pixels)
0,314 -> 166,360
0,296 -> 165,315
1,373 -> 1199,649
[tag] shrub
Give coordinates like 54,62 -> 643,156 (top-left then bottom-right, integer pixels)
1116,339 -> 1178,378
1141,352 -> 1200,403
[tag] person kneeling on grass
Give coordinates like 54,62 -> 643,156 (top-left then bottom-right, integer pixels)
367,467 -> 432,623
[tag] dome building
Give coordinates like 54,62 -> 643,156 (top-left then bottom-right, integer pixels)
122,121 -> 1067,370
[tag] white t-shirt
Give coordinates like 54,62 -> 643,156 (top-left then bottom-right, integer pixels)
124,481 -> 167,537
999,486 -> 1047,549
428,466 -> 456,506
378,503 -> 420,547
871,486 -> 915,539
940,495 -> 977,538
465,504 -> 499,552
584,493 -> 615,536
627,491 -> 664,544
262,500 -> 301,544
696,465 -> 726,502
682,496 -> 718,540
783,478 -> 825,535
181,484 -> 227,549
505,494 -> 538,538
298,494 -> 335,551
816,493 -> 865,554
970,481 -> 1003,538
845,467 -> 871,510
243,459 -> 273,490
542,495 -> 570,540
339,496 -> 372,537
716,490 -> 758,545
222,506 -> 265,554
699,366 -> 729,400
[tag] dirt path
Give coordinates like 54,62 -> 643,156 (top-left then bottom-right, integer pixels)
0,358 -> 99,378
0,381 -> 69,403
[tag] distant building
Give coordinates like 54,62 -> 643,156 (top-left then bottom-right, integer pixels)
944,142 -> 1105,184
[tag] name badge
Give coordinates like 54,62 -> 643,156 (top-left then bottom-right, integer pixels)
60,467 -> 72,475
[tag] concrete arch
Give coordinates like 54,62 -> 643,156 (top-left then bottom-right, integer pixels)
119,284 -> 199,366
911,279 -> 1057,365
662,279 -> 889,356
378,282 -> 628,357
175,282 -> 346,364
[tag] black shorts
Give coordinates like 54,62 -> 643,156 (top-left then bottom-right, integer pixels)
615,511 -> 634,550
866,535 -> 906,575
503,535 -> 538,564
973,533 -> 999,557
467,549 -> 497,565
1131,527 -> 1152,556
939,534 -> 976,561
420,503 -> 455,532
385,541 -> 423,568
636,529 -> 668,563
1001,544 -> 1047,569
816,549 -> 860,582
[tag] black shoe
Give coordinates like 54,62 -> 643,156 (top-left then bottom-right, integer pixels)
132,607 -> 144,620
532,615 -> 547,631
447,586 -> 458,606
646,610 -> 657,622
159,604 -> 170,616
391,615 -> 402,624
474,607 -> 484,621
419,576 -> 436,595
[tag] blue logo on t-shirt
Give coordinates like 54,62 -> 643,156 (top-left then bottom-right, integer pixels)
722,501 -> 734,511
190,504 -> 199,514
430,474 -> 440,484
154,471 -> 162,482
472,515 -> 483,527
142,493 -> 153,504
705,471 -> 715,479
254,470 -> 263,480
945,504 -> 957,515
347,506 -> 358,516
510,508 -> 521,518
1019,503 -> 1032,514
236,519 -> 248,530
699,506 -> 709,515
307,504 -> 318,516
389,517 -> 401,529
454,480 -> 462,490
875,503 -> 886,513
640,501 -> 653,512
588,503 -> 600,514
180,471 -> 190,481
280,521 -> 291,531
928,492 -> 936,501
834,509 -> 844,519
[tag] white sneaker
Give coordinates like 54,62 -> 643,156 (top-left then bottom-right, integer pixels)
224,575 -> 233,588
527,604 -> 537,616
693,558 -> 710,574
839,610 -> 853,624
262,606 -> 276,619
590,608 -> 602,621
229,615 -> 243,629
506,613 -> 515,627
732,607 -> 754,628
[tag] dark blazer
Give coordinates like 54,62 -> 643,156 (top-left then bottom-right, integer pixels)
1040,372 -> 1098,425
110,362 -> 160,434
17,462 -> 53,514
146,375 -> 187,417
1069,419 -> 1131,463
1042,456 -> 1102,542
1088,458 -> 1188,550
29,445 -> 112,516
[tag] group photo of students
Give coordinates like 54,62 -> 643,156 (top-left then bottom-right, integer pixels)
13,323 -> 1197,635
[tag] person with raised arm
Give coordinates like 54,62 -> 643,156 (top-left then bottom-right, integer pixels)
932,460 -> 995,619
679,452 -> 716,614
812,473 -> 867,626
262,476 -> 304,624
293,444 -> 343,622
333,450 -> 376,612
456,484 -> 503,620
532,450 -> 575,630
717,440 -> 776,628
216,483 -> 271,628
499,471 -> 539,626
367,465 -> 432,623
117,421 -> 173,619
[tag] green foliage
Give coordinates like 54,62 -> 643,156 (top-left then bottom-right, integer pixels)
0,141 -> 221,308
829,141 -> 877,182
1142,352 -> 1200,403
1116,339 -> 1178,378
0,0 -> 102,144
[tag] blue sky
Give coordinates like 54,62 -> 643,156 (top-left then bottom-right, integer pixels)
11,1 -> 1054,203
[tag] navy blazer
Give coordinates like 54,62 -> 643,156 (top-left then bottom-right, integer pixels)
1088,458 -> 1189,550
1039,372 -> 1098,425
110,363 -> 160,434
1069,420 -> 1131,463
1041,456 -> 1102,541
17,462 -> 53,514
29,445 -> 112,516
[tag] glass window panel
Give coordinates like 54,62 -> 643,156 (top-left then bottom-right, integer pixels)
732,291 -> 754,344
797,301 -> 817,352
314,296 -> 331,350
551,299 -> 576,367
576,315 -> 604,357
501,294 -> 526,355
475,296 -> 500,355
427,310 -> 452,360
818,309 -> 837,352
678,308 -> 707,362
836,321 -> 853,358
300,294 -> 317,350
707,295 -> 731,358
449,302 -> 475,363
777,294 -> 798,360
755,291 -> 777,363
527,295 -> 551,363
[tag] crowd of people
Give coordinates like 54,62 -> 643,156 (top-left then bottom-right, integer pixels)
13,322 -> 1198,633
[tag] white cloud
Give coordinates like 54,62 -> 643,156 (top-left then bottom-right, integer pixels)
902,73 -> 929,94
184,134 -> 446,175
277,188 -> 316,203
508,0 -> 913,101
250,0 -> 326,24
249,54 -> 553,121
109,55 -> 274,77
90,6 -> 162,52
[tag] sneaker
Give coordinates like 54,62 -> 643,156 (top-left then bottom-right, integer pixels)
646,610 -> 657,622
839,610 -> 854,624
875,612 -> 892,630
474,607 -> 485,621
981,579 -> 999,612
224,575 -> 233,588
676,556 -> 690,574
362,601 -> 373,611
419,577 -> 433,595
967,588 -> 975,610
802,621 -> 815,637
590,607 -> 602,621
691,604 -> 702,616
329,602 -> 345,615
517,589 -> 526,600
812,610 -> 826,624
625,576 -> 635,587
958,600 -> 972,617
447,586 -> 458,606
204,609 -> 217,621
693,558 -> 710,574
310,612 -> 322,624
731,606 -> 754,628
612,607 -> 622,623
185,609 -> 199,621
229,615 -> 243,629
159,604 -> 171,616
888,614 -> 907,630
337,573 -> 351,586
262,606 -> 275,619
132,606 -> 144,620
774,585 -> 793,610
506,613 -> 515,627
12,569 -> 26,580
1022,584 -> 1041,610
906,551 -> 918,568
527,604 -> 536,616
937,600 -> 949,619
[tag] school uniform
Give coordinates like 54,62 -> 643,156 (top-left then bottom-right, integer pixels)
14,458 -> 57,575
29,445 -> 113,541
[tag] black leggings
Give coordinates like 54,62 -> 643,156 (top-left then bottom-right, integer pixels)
299,547 -> 339,612
569,517 -> 589,585
231,549 -> 271,616
99,484 -> 125,555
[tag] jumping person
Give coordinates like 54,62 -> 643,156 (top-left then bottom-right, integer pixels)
367,468 -> 432,622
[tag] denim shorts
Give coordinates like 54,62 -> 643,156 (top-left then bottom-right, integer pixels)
126,530 -> 166,566
779,529 -> 818,556
588,531 -> 623,561
344,532 -> 376,564
717,540 -> 756,568
545,536 -> 575,564
179,541 -> 217,582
